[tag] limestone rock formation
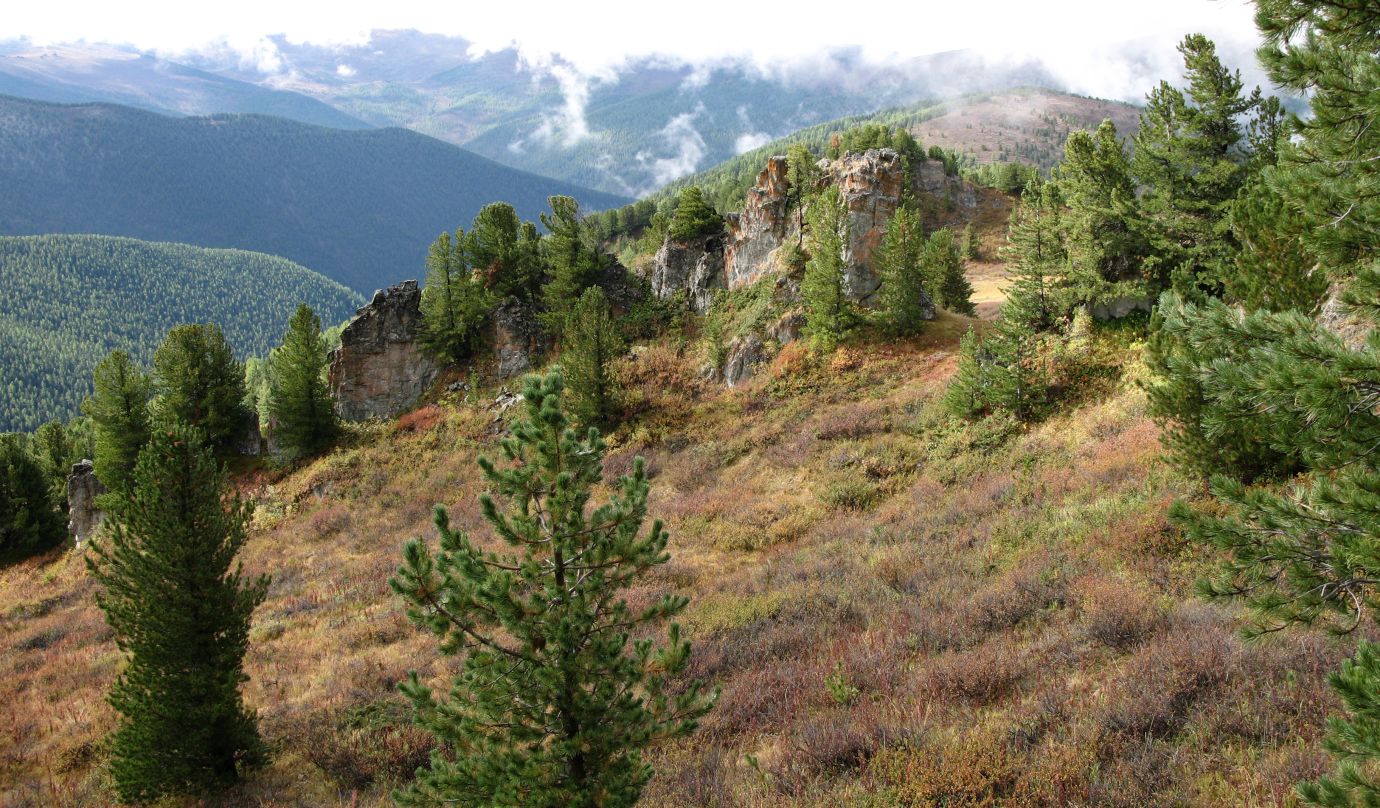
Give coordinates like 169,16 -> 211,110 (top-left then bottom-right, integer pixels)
830,149 -> 905,303
725,155 -> 793,290
651,232 -> 725,312
66,460 -> 105,547
328,280 -> 440,421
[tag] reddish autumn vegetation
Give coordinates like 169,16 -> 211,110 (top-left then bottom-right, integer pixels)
0,310 -> 1351,807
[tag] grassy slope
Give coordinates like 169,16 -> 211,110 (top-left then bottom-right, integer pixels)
0,311 -> 1347,806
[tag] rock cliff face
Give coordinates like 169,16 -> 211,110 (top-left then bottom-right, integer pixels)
831,149 -> 905,304
328,280 -> 440,421
66,460 -> 105,547
652,232 -> 725,313
725,155 -> 793,290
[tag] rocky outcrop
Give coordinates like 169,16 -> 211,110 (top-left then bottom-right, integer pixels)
725,155 -> 794,290
492,297 -> 543,379
66,460 -> 105,547
328,280 -> 440,421
831,149 -> 905,304
651,233 -> 725,312
715,149 -> 964,310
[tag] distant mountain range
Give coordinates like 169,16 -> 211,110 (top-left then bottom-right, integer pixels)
0,234 -> 363,432
0,43 -> 369,129
0,94 -> 628,294
1,34 -> 1065,196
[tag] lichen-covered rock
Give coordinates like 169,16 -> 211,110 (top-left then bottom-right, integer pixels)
1090,295 -> 1154,321
722,333 -> 767,387
1318,282 -> 1371,351
830,149 -> 905,304
769,309 -> 807,345
66,460 -> 105,547
492,297 -> 542,379
725,155 -> 793,290
328,280 -> 440,421
652,232 -> 725,312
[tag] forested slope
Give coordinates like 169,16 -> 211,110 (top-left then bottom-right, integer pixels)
0,235 -> 362,432
0,95 -> 628,293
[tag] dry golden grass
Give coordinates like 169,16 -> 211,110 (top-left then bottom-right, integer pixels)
0,321 -> 1348,807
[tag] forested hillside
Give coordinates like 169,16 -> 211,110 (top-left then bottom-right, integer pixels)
0,95 -> 628,293
0,235 -> 362,431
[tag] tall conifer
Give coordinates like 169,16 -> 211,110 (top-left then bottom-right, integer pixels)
87,423 -> 268,802
390,371 -> 716,807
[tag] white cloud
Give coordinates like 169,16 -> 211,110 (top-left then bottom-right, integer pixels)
335,63 -> 356,77
734,132 -> 772,154
0,0 -> 1268,108
639,105 -> 708,190
0,0 -> 1259,82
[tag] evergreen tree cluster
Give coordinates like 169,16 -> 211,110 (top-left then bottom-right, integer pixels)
1092,5 -> 1380,803
946,27 -> 1290,425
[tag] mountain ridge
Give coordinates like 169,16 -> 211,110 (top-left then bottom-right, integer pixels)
0,94 -> 628,294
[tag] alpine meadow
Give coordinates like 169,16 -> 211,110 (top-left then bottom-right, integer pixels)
3,2 -> 1379,807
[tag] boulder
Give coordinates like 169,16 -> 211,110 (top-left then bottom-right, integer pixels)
328,280 -> 440,421
1090,295 -> 1154,321
66,460 -> 105,548
651,232 -> 725,312
492,297 -> 543,380
722,333 -> 767,387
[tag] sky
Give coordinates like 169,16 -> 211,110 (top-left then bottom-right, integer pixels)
1,0 -> 1265,101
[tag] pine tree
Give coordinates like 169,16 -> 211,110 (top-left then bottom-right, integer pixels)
961,222 -> 980,262
561,287 -> 626,430
1000,181 -> 1068,332
541,196 -> 606,339
1223,170 -> 1327,313
151,324 -> 248,454
419,230 -> 497,365
31,419 -> 81,504
786,142 -> 822,244
924,228 -> 976,316
1057,120 -> 1146,301
666,186 -> 722,242
801,186 -> 853,351
86,423 -> 268,802
943,329 -> 989,419
0,434 -> 67,562
1131,34 -> 1273,297
1297,642 -> 1380,806
468,203 -> 535,303
876,205 -> 929,337
1152,8 -> 1380,798
390,371 -> 716,807
83,350 -> 151,496
266,304 -> 338,458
